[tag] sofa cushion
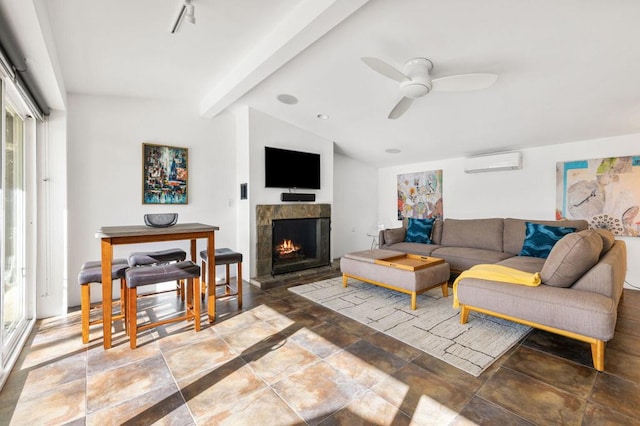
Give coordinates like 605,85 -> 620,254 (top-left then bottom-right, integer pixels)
383,242 -> 441,256
431,217 -> 443,245
594,228 -> 615,253
496,256 -> 546,274
441,218 -> 504,252
503,218 -> 588,255
519,222 -> 577,259
571,240 -> 626,300
541,230 -> 603,288
405,218 -> 435,243
431,246 -> 512,272
384,227 -> 406,245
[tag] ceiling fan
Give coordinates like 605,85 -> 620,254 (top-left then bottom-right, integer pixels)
361,57 -> 498,119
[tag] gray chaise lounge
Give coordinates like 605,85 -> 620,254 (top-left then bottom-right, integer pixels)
379,217 -> 627,371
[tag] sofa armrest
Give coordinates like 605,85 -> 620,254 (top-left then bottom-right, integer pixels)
379,227 -> 406,247
378,229 -> 386,246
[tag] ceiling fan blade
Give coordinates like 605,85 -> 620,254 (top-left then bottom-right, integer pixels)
388,97 -> 413,119
361,57 -> 409,83
431,73 -> 498,92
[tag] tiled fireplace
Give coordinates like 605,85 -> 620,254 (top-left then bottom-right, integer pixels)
255,204 -> 331,277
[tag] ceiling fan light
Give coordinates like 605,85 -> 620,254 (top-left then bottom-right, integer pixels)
401,82 -> 429,98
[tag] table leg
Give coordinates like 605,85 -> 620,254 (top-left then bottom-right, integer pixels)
190,239 -> 196,262
237,261 -> 243,310
207,231 -> 216,323
186,238 -> 198,311
186,276 -> 193,311
194,276 -> 201,331
101,239 -> 113,349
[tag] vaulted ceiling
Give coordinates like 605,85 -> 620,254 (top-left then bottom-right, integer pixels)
18,1 -> 640,166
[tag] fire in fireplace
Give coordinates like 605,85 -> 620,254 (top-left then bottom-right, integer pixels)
274,239 -> 302,259
271,217 -> 330,275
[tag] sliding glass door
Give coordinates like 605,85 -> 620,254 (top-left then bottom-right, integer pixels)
0,76 -> 35,388
2,102 -> 27,358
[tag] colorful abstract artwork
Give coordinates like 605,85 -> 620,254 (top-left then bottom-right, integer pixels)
397,170 -> 443,220
142,143 -> 188,204
556,156 -> 640,236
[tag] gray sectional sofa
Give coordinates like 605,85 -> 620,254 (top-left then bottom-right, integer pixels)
379,217 -> 627,371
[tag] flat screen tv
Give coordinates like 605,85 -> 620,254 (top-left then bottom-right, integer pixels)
265,146 -> 321,189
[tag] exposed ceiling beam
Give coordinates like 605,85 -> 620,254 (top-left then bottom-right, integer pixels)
199,0 -> 369,119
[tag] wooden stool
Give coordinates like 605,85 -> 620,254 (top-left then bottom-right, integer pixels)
125,260 -> 201,349
128,248 -> 187,300
199,248 -> 242,309
78,259 -> 130,344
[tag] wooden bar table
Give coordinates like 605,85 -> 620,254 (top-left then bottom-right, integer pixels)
96,223 -> 219,349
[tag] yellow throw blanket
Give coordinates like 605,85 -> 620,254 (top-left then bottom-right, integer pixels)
452,264 -> 541,308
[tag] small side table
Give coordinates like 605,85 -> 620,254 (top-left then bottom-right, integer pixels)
366,231 -> 379,249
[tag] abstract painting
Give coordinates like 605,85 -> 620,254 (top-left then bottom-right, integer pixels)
556,156 -> 640,236
142,143 -> 188,204
397,170 -> 443,220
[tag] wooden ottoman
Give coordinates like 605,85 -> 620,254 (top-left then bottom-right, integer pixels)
340,249 -> 450,310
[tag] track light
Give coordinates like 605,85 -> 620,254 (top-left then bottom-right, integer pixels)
170,0 -> 195,34
185,0 -> 196,24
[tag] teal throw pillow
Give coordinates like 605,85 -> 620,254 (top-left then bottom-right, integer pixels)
405,218 -> 435,244
519,222 -> 577,259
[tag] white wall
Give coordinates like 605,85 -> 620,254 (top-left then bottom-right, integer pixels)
235,106 -> 251,283
66,94 -> 236,307
378,133 -> 640,289
333,152 -> 378,258
243,108 -> 334,278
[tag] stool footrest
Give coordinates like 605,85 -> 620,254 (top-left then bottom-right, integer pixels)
136,314 -> 193,332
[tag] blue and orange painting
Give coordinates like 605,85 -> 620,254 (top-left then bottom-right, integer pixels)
143,143 -> 188,204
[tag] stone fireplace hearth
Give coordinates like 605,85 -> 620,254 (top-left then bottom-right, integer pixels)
255,203 -> 331,280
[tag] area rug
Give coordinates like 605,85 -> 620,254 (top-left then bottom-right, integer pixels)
288,277 -> 531,376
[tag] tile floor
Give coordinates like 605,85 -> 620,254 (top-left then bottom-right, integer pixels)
1,276 -> 639,425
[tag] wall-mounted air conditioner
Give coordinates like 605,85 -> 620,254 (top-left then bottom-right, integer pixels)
464,151 -> 522,173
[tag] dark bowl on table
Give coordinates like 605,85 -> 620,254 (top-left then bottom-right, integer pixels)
144,213 -> 178,228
